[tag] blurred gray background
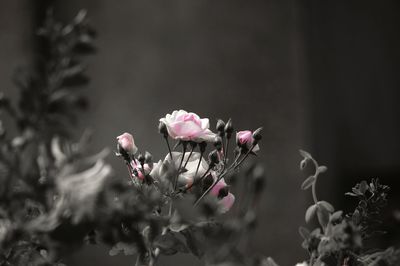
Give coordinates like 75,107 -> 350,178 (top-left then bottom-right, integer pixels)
1,0 -> 399,265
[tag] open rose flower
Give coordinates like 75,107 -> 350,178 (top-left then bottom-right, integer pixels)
159,110 -> 216,142
117,132 -> 138,154
236,130 -> 260,152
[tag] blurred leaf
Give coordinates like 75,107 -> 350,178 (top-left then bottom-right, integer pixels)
153,232 -> 188,255
301,176 -> 316,190
305,204 -> 317,223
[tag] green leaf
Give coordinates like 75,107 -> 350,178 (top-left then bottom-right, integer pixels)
305,204 -> 317,223
301,176 -> 316,190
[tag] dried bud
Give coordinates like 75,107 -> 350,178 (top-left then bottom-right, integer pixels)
218,186 -> 229,199
214,136 -> 222,151
224,119 -> 233,138
216,119 -> 225,134
252,127 -> 263,143
137,153 -> 145,165
158,122 -> 168,138
199,141 -> 207,153
208,150 -> 220,166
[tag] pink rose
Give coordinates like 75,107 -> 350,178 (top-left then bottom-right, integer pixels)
159,110 -> 216,142
236,130 -> 260,152
208,174 -> 235,213
210,177 -> 227,197
117,133 -> 138,154
218,193 -> 235,213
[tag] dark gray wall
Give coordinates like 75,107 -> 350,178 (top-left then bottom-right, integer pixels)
1,0 -> 399,265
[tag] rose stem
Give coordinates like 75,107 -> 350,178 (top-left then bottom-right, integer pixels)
194,145 -> 255,207
164,137 -> 173,160
173,142 -> 187,190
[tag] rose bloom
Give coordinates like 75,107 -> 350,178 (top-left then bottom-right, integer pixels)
159,110 -> 216,142
116,132 -> 138,154
236,130 -> 260,152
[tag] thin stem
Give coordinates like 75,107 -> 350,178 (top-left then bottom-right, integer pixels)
182,145 -> 195,170
194,150 -> 204,177
178,166 -> 212,194
223,137 -> 230,165
164,137 -> 173,160
194,145 -> 255,207
126,162 -> 138,186
173,143 -> 186,190
310,158 -> 319,204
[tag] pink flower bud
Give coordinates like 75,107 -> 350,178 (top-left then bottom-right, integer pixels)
236,130 -> 260,152
117,132 -> 138,155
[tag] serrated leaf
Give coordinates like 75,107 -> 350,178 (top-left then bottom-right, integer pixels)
299,149 -> 312,159
301,176 -> 316,190
305,204 -> 317,223
317,201 -> 334,213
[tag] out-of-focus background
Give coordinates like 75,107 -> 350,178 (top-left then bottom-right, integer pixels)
1,0 -> 399,265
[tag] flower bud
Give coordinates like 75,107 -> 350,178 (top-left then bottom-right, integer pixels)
214,136 -> 222,151
217,186 -> 229,199
252,127 -> 263,142
145,151 -> 153,168
208,150 -> 220,166
158,122 -> 168,138
216,119 -> 225,136
224,119 -> 233,138
137,153 -> 145,165
116,133 -> 138,155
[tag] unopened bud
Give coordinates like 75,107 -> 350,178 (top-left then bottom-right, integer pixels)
214,136 -> 222,151
252,127 -> 263,143
145,151 -> 153,164
224,119 -> 233,138
216,119 -> 225,135
137,153 -> 145,165
158,122 -> 168,138
208,150 -> 220,166
116,132 -> 138,155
